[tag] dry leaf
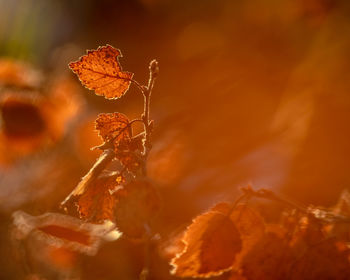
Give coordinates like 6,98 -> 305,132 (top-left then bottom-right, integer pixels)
77,174 -> 121,222
240,232 -> 293,280
95,112 -> 131,150
115,147 -> 143,175
229,204 -> 265,238
114,179 -> 161,238
94,112 -> 143,174
289,237 -> 350,280
69,45 -> 133,99
12,211 -> 121,256
226,204 -> 266,272
61,149 -> 115,205
171,203 -> 242,278
288,218 -> 350,280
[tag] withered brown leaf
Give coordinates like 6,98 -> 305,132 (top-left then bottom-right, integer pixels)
69,45 -> 133,99
208,203 -> 266,273
95,112 -> 143,173
114,179 -> 161,238
95,112 -> 131,145
229,204 -> 266,271
61,149 -> 115,205
288,218 -> 350,280
289,238 -> 350,280
239,232 -> 293,280
77,174 -> 121,222
12,211 -> 120,256
171,203 -> 242,278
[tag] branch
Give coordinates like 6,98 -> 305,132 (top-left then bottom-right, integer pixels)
240,186 -> 350,224
141,60 -> 159,175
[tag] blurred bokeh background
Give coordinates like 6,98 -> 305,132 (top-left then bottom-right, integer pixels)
1,0 -> 350,279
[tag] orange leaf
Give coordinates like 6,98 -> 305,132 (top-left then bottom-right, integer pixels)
69,45 -> 133,99
228,204 -> 266,271
61,149 -> 115,205
229,204 -> 265,237
240,232 -> 293,280
77,174 -> 121,222
171,203 -> 242,278
288,217 -> 350,279
95,113 -> 143,174
95,112 -> 131,148
12,211 -> 120,256
289,238 -> 350,280
114,179 -> 161,238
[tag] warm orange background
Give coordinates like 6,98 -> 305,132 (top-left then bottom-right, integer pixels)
0,0 -> 350,279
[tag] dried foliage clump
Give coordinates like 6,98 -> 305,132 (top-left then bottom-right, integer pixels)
12,45 -> 160,279
169,187 -> 350,280
10,45 -> 350,280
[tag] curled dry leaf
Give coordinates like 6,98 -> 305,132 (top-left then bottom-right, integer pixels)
61,149 -> 115,205
115,143 -> 143,175
69,45 -> 133,99
95,112 -> 143,174
95,112 -> 132,154
289,238 -> 350,280
12,211 -> 121,256
171,203 -> 242,278
229,204 -> 266,271
114,179 -> 161,238
77,174 -> 122,222
239,232 -> 293,280
288,217 -> 350,280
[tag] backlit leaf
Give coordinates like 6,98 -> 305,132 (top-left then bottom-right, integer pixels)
12,211 -> 121,256
95,112 -> 131,150
171,203 -> 242,278
61,149 -> 115,205
114,179 -> 161,238
77,174 -> 121,222
229,204 -> 266,271
240,232 -> 293,280
288,218 -> 350,279
69,45 -> 133,99
289,239 -> 350,280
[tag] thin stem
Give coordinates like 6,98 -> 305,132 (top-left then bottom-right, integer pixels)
143,92 -> 151,155
141,60 -> 159,175
240,186 -> 350,224
241,187 -> 307,212
139,223 -> 152,280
